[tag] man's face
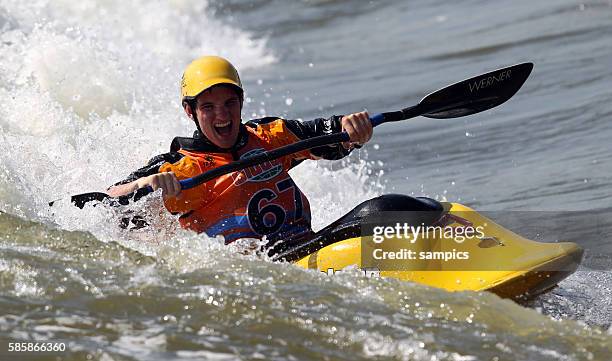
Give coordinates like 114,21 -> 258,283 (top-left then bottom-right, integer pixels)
189,86 -> 242,149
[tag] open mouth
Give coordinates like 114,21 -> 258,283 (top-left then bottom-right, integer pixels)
213,121 -> 232,136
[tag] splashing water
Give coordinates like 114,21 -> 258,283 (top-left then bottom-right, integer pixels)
0,0 -> 275,220
1,1 -> 612,360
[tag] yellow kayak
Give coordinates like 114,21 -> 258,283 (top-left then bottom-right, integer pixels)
294,202 -> 583,301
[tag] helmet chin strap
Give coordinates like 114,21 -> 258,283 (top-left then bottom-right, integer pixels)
185,101 -> 204,136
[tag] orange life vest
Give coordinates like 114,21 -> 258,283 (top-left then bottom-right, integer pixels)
159,119 -> 315,243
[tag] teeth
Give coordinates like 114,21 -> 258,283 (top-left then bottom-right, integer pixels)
214,122 -> 230,128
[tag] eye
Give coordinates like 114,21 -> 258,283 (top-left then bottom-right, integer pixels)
226,98 -> 239,107
200,104 -> 214,111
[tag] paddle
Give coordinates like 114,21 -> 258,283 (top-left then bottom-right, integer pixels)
50,62 -> 533,208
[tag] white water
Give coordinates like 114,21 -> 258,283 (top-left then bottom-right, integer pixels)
0,1 -> 273,216
0,0 -> 385,256
1,1 -> 611,359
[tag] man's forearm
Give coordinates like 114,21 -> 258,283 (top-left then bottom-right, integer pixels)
108,181 -> 139,197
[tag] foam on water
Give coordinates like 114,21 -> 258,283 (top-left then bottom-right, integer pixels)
1,1 -> 612,359
1,209 -> 611,360
530,268 -> 612,329
0,0 -> 276,221
0,2 -> 386,293
291,158 -> 384,230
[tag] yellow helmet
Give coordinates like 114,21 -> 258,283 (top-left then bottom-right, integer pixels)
180,56 -> 243,102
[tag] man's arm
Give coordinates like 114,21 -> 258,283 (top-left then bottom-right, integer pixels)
107,173 -> 181,198
283,111 -> 372,160
108,152 -> 184,198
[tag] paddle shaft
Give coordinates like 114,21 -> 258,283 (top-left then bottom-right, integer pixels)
172,101 -> 461,192
57,62 -> 533,207
177,114 -> 382,191
134,112 -> 384,199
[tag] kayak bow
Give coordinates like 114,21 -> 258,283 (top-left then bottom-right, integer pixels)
293,202 -> 583,301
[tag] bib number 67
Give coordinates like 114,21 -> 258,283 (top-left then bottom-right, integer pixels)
247,178 -> 303,235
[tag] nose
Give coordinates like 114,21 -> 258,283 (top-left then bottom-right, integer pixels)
215,105 -> 230,120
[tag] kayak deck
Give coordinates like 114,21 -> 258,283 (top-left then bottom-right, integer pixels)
294,203 -> 583,301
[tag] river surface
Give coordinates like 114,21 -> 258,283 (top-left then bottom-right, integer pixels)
1,0 -> 612,360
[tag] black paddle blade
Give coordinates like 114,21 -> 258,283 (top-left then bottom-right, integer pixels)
71,192 -> 111,208
48,192 -> 111,208
419,62 -> 533,119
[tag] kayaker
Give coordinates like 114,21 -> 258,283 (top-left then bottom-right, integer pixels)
108,55 -> 441,254
107,56 -> 370,242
